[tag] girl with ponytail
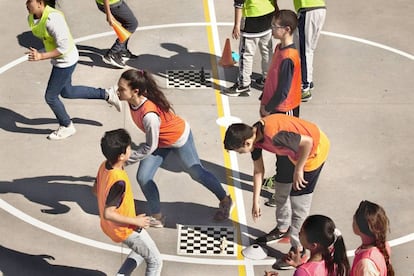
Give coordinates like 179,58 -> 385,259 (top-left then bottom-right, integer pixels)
283,214 -> 350,275
351,200 -> 395,276
116,69 -> 232,227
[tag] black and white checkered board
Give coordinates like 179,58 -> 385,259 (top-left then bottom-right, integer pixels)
177,224 -> 236,256
166,70 -> 212,89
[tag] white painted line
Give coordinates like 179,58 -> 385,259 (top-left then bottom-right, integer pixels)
1,22 -> 413,269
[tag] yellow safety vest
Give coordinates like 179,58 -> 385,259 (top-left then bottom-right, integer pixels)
28,5 -> 74,57
96,0 -> 121,5
243,0 -> 275,17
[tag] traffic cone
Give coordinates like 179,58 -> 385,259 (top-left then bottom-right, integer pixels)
112,20 -> 131,43
219,38 -> 236,67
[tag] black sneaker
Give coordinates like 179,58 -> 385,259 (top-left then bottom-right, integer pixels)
224,83 -> 251,97
103,51 -> 125,69
272,246 -> 307,270
255,226 -> 290,245
255,77 -> 266,89
120,49 -> 139,61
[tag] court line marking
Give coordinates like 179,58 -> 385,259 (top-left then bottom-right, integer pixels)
0,22 -> 413,266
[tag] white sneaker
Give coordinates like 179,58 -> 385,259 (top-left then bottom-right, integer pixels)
106,86 -> 122,112
47,122 -> 76,140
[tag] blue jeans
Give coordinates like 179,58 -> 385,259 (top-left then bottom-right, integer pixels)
136,131 -> 227,214
120,229 -> 162,276
45,64 -> 106,126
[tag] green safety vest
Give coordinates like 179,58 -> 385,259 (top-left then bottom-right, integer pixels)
95,0 -> 121,5
28,5 -> 75,56
243,0 -> 275,17
293,0 -> 325,12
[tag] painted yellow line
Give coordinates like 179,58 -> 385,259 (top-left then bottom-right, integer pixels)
202,0 -> 247,275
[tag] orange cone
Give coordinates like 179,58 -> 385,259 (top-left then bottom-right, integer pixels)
219,38 -> 236,67
112,20 -> 131,43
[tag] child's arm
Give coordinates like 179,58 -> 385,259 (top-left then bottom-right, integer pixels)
292,135 -> 313,191
252,152 -> 265,222
92,180 -> 97,196
104,207 -> 150,228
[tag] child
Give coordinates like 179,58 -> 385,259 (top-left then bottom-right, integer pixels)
292,0 -> 327,102
95,0 -> 139,68
223,113 -> 330,270
285,214 -> 350,275
93,128 -> 162,275
116,69 -> 233,227
259,9 -> 302,207
26,0 -> 121,140
351,200 -> 395,276
223,0 -> 276,96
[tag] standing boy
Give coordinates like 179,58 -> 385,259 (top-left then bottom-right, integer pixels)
96,0 -> 139,68
259,9 -> 301,207
224,114 -> 330,270
224,0 -> 276,97
93,129 -> 162,275
293,0 -> 326,101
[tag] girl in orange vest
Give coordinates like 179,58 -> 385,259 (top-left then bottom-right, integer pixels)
351,200 -> 395,276
116,69 -> 232,227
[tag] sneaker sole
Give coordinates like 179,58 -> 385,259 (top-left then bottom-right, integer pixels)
103,57 -> 125,69
301,97 -> 312,102
47,131 -> 76,140
264,201 -> 276,207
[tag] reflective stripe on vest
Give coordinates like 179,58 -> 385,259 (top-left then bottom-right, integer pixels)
243,0 -> 275,17
28,5 -> 74,56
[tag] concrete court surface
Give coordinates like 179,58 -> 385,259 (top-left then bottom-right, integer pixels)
0,0 -> 413,275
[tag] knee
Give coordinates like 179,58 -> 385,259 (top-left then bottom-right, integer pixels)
136,172 -> 152,187
44,93 -> 57,105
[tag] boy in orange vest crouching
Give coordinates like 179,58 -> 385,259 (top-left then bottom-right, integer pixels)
93,128 -> 162,275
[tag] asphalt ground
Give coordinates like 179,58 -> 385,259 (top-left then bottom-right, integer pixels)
0,0 -> 413,275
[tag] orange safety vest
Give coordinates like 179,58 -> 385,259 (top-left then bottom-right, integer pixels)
258,114 -> 329,171
130,100 -> 185,147
261,44 -> 301,112
96,162 -> 136,243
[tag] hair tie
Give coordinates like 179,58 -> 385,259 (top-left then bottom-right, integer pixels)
137,69 -> 144,75
329,228 -> 342,248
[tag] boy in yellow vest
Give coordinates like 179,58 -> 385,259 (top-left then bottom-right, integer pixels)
93,129 -> 162,275
224,0 -> 277,96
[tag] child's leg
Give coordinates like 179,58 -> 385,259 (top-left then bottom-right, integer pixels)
258,32 -> 273,78
238,36 -> 258,87
45,65 -> 75,127
173,131 -> 227,201
121,230 -> 162,276
136,149 -> 168,215
290,193 -> 313,249
110,2 -> 138,52
274,181 -> 292,232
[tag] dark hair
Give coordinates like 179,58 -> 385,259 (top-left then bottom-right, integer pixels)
100,128 -> 131,165
37,0 -> 56,8
223,123 -> 254,150
302,215 -> 350,276
120,69 -> 172,113
274,9 -> 298,34
354,201 -> 395,276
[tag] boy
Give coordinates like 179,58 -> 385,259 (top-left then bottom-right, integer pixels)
223,114 -> 330,270
223,0 -> 276,96
96,0 -> 139,68
93,129 -> 162,275
292,0 -> 326,101
259,9 -> 301,207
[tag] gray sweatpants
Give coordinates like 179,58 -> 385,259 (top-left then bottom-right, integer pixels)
274,181 -> 313,248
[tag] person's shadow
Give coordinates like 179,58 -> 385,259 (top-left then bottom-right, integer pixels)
0,245 -> 106,276
0,107 -> 102,135
0,175 -> 98,215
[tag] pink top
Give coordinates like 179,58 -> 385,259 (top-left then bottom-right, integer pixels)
294,260 -> 329,276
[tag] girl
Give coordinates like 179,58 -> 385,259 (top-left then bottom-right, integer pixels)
116,69 -> 232,227
285,215 -> 350,275
26,0 -> 120,140
351,200 -> 395,276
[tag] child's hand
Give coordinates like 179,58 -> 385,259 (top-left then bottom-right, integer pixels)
26,47 -> 42,61
285,247 -> 303,268
252,203 -> 261,222
135,214 -> 150,228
